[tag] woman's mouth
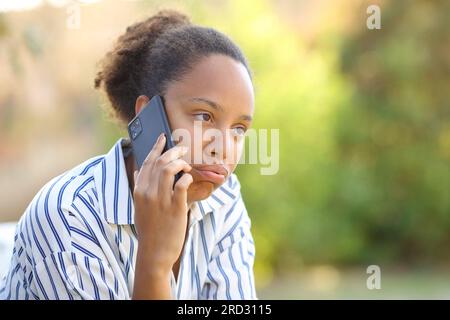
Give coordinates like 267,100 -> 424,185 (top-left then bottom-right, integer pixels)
191,165 -> 228,185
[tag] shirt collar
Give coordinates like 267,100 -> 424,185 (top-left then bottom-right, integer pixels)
93,138 -> 238,225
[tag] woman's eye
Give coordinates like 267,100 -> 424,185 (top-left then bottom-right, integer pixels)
193,113 -> 211,122
232,127 -> 247,137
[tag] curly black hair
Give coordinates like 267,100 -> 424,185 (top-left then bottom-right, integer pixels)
94,9 -> 251,126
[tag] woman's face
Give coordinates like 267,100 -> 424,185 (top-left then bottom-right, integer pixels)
162,54 -> 254,203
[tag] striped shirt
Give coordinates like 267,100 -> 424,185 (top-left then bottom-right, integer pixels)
0,138 -> 256,300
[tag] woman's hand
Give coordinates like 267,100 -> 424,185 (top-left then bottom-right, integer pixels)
132,133 -> 193,299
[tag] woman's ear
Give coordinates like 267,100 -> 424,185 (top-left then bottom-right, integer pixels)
135,95 -> 150,115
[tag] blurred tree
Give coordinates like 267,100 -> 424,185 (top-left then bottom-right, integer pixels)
200,0 -> 450,280
334,0 -> 450,265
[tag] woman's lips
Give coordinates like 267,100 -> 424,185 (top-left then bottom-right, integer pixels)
191,165 -> 228,185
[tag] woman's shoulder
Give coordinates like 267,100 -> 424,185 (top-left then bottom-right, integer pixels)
31,155 -> 105,210
15,155 -> 106,249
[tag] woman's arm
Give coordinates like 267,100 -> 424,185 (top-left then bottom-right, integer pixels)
131,133 -> 193,299
133,243 -> 172,299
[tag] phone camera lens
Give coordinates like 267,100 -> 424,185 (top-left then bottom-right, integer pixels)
130,118 -> 142,140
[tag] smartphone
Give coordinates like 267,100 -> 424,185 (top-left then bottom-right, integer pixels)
128,95 -> 183,185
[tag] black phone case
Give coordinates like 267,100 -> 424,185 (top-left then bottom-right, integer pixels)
127,95 -> 183,185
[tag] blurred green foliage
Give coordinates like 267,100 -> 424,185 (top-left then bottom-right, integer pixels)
187,0 -> 450,283
335,0 -> 450,265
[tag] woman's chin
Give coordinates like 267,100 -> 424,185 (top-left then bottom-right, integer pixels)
187,181 -> 216,202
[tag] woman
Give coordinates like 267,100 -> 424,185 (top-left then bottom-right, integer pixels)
0,9 -> 256,300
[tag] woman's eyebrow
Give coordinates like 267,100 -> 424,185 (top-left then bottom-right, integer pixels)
189,97 -> 224,112
188,97 -> 253,121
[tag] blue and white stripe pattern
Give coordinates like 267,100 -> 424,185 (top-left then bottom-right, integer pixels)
0,138 -> 256,300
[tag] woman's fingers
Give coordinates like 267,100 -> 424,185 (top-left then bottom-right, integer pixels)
134,136 -> 193,208
135,133 -> 166,187
159,159 -> 192,202
152,145 -> 189,196
173,173 -> 193,210
134,170 -> 138,184
154,145 -> 189,170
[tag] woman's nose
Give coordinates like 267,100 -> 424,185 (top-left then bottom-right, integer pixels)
205,129 -> 234,162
